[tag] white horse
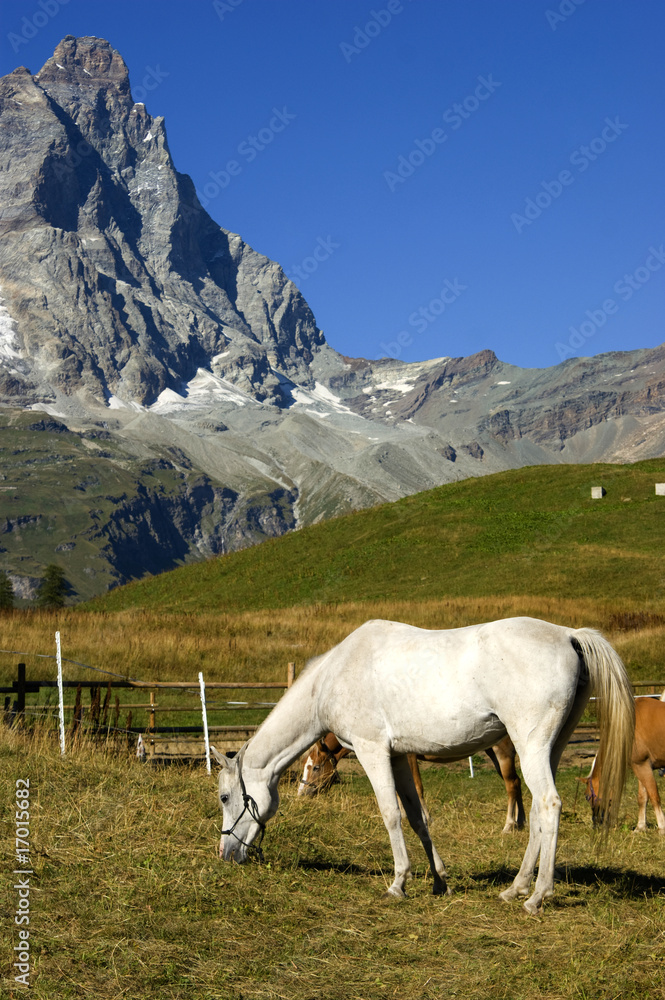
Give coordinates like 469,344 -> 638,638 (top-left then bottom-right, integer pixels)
211,616 -> 634,915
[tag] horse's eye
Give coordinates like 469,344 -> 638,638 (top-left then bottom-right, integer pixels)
220,794 -> 229,805
312,765 -> 320,772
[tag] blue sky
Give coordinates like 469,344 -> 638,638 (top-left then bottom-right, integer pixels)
1,0 -> 664,370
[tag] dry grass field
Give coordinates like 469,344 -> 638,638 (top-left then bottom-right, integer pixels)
1,594 -> 664,998
2,722 -> 664,1000
1,594 -> 664,689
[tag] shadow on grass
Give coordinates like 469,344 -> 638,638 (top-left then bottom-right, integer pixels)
473,864 -> 665,898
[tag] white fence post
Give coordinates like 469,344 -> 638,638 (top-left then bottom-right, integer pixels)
199,671 -> 211,774
55,632 -> 65,757
468,755 -> 474,778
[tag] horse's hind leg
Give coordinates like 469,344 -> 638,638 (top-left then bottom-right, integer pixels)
505,688 -> 590,914
498,795 -> 543,906
499,747 -> 562,915
635,779 -> 649,832
487,738 -> 525,833
392,754 -> 450,896
408,754 -> 431,824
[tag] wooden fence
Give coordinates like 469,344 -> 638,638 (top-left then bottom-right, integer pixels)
2,660 -> 663,762
1,660 -> 297,759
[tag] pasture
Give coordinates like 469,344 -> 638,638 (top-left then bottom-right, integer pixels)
2,722 -> 664,1000
2,597 -> 665,998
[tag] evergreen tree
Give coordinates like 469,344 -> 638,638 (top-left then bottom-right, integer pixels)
37,564 -> 68,608
0,571 -> 14,610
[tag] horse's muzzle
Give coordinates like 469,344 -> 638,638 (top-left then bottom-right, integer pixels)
220,836 -> 247,863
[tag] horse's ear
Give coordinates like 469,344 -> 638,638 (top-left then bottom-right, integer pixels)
210,746 -> 230,768
236,740 -> 251,770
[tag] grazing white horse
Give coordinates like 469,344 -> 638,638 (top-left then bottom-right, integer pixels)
211,616 -> 634,915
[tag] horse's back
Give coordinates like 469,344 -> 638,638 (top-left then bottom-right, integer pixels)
316,616 -> 582,756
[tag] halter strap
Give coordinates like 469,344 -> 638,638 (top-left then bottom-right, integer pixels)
220,768 -> 266,859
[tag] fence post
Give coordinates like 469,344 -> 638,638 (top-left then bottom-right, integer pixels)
71,685 -> 82,737
199,672 -> 211,774
287,662 -> 296,688
55,631 -> 65,756
149,691 -> 156,735
101,681 -> 111,729
16,662 -> 26,720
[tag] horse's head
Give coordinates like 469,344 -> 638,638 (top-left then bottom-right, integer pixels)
297,739 -> 340,797
578,756 -> 604,826
210,745 -> 278,863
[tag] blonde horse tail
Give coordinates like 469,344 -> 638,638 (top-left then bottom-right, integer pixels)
572,628 -> 635,831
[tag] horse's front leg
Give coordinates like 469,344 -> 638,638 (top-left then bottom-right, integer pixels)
633,762 -> 665,834
392,754 -> 450,896
353,744 -> 413,898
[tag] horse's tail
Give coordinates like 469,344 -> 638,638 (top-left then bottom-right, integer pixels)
572,628 -> 635,830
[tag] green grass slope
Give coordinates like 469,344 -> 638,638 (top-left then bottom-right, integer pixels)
85,459 -> 665,614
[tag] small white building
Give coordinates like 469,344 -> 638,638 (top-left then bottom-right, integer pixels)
656,484 -> 665,496
591,486 -> 606,499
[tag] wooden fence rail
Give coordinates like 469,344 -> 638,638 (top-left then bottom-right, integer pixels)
2,661 -> 297,741
3,660 -> 663,761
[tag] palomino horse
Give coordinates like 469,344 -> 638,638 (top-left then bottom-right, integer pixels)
211,616 -> 634,915
583,693 -> 665,834
299,733 -> 525,833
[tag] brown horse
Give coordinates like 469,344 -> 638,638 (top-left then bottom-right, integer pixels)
299,732 -> 525,833
583,695 -> 665,833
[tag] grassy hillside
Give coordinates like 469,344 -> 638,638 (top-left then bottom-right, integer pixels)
85,459 -> 665,614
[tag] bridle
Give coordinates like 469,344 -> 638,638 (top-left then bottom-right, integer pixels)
584,782 -> 599,806
220,767 -> 266,860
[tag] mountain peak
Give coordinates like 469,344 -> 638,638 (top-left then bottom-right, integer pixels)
37,36 -> 130,91
0,37 -> 333,409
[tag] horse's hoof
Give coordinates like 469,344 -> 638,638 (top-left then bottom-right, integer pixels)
432,884 -> 452,897
499,888 -> 517,903
383,887 -> 406,901
522,899 -> 543,917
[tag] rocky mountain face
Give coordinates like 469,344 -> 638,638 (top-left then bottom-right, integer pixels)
0,37 -> 663,602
